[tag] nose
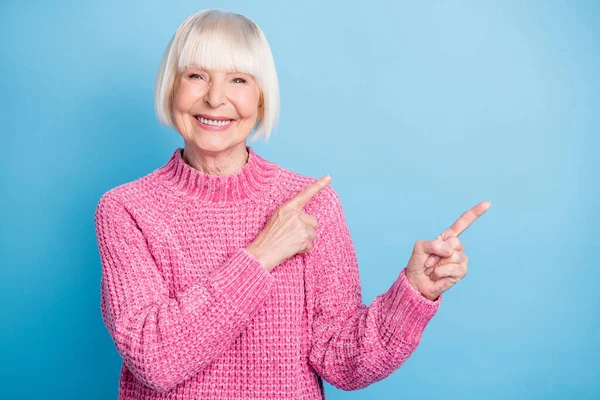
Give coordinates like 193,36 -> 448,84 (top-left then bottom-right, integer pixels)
204,79 -> 225,108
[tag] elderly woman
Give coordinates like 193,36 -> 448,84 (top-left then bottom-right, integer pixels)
94,9 -> 490,400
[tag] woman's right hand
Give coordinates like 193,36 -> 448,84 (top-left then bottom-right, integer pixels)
246,175 -> 332,272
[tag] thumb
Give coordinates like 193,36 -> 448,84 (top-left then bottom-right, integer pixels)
425,254 -> 441,268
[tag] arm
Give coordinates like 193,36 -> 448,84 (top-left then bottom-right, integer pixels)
305,187 -> 442,391
95,193 -> 274,393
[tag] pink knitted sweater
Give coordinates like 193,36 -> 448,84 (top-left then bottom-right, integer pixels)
94,146 -> 442,399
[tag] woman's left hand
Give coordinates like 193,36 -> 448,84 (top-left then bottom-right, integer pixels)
405,201 -> 491,301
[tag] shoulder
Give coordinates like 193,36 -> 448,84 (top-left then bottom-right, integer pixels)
95,170 -> 168,225
273,167 -> 354,260
96,172 -> 150,207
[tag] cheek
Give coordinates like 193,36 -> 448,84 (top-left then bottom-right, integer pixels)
171,87 -> 198,137
234,91 -> 261,118
172,90 -> 193,111
172,81 -> 201,112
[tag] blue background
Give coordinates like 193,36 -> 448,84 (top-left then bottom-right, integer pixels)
1,0 -> 598,399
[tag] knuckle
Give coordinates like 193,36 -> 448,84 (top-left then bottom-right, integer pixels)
276,206 -> 287,216
290,209 -> 302,221
439,241 -> 449,252
449,236 -> 461,247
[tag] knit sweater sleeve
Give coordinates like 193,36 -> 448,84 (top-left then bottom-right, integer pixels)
94,192 -> 275,393
305,187 -> 442,391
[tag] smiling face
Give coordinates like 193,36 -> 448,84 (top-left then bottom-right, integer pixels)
172,66 -> 263,153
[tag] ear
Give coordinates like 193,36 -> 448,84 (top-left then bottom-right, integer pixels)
257,92 -> 264,119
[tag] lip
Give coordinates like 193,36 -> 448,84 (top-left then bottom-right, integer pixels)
195,114 -> 234,121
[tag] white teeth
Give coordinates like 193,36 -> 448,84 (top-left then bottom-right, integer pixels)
197,116 -> 232,126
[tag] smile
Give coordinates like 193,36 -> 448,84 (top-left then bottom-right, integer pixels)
195,116 -> 234,131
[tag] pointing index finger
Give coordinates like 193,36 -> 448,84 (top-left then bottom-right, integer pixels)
441,201 -> 491,239
287,175 -> 332,210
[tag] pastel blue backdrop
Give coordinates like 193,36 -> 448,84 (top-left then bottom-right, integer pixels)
1,0 -> 598,399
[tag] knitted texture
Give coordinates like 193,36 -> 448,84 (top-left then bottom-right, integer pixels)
94,146 -> 442,399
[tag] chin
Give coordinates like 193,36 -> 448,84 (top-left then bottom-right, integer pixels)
191,136 -> 242,154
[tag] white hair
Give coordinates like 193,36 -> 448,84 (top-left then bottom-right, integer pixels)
154,9 -> 280,142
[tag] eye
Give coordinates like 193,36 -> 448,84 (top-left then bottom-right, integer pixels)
189,73 -> 206,80
232,77 -> 247,84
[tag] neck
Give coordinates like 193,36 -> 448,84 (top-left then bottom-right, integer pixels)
155,144 -> 279,204
182,142 -> 249,176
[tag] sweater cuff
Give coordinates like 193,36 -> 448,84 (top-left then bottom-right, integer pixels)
209,248 -> 275,317
378,268 -> 442,345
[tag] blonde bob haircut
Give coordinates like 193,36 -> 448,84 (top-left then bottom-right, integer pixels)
154,9 -> 280,142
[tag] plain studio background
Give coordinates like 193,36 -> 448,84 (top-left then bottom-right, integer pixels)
1,0 -> 598,399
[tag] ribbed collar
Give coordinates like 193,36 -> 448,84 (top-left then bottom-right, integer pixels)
155,146 -> 279,204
